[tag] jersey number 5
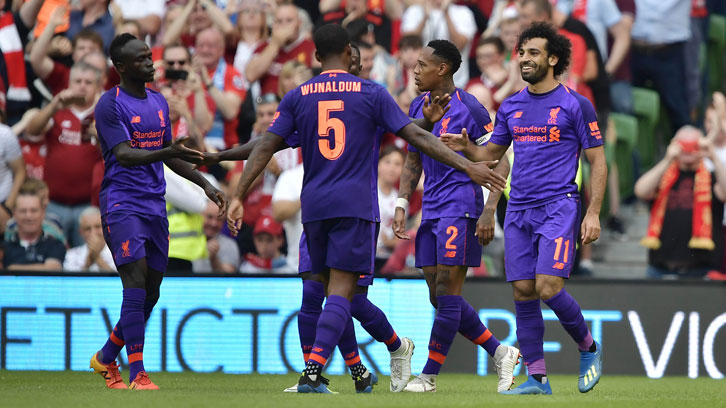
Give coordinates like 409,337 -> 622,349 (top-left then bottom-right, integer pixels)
318,100 -> 346,160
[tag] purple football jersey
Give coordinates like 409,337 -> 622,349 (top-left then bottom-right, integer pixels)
267,70 -> 411,223
489,84 -> 603,210
408,89 -> 492,220
95,86 -> 172,218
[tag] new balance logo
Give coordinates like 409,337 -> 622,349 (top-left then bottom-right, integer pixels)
553,262 -> 565,270
131,116 -> 141,123
444,251 -> 456,258
514,111 -> 523,118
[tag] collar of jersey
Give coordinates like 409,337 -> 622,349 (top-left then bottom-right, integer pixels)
320,70 -> 348,75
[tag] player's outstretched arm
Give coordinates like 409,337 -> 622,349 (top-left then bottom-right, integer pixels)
392,151 -> 423,240
112,137 -> 204,168
397,123 -> 506,191
197,138 -> 291,168
164,156 -> 228,217
476,156 -> 510,246
581,145 -> 607,245
440,128 -> 509,162
228,132 -> 283,234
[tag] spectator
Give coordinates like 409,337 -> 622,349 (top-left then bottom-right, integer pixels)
162,0 -> 235,54
0,0 -> 44,125
193,201 -> 240,273
356,41 -> 376,81
116,19 -> 142,39
196,27 -> 247,150
635,126 -> 726,279
3,178 -> 66,245
246,3 -> 315,96
111,0 -> 164,37
391,34 -> 423,96
609,0 -> 636,115
319,0 -> 401,52
277,61 -> 313,99
498,16 -> 521,62
346,18 -> 396,88
31,11 -> 107,96
3,187 -> 65,271
466,36 -> 509,112
240,215 -> 293,274
24,62 -> 104,247
401,0 -> 478,87
271,161 -> 303,272
65,0 -> 115,54
375,145 -> 404,270
157,44 -> 215,145
233,0 -> 269,78
0,115 -> 26,236
630,0 -> 691,132
63,206 -> 115,272
705,92 -> 726,276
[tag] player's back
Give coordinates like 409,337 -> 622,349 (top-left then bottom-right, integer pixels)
95,86 -> 172,218
268,70 -> 410,224
491,84 -> 602,210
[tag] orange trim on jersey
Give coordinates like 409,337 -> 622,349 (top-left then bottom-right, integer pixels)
128,352 -> 143,363
518,87 -> 527,93
321,70 -> 348,74
563,84 -> 571,93
303,353 -> 310,362
109,332 -> 124,347
308,353 -> 328,366
345,355 -> 361,366
428,350 -> 447,365
456,90 -> 462,101
384,333 -> 399,345
472,329 -> 493,345
115,86 -> 119,97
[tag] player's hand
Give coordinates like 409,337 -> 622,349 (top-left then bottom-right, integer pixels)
580,212 -> 601,245
227,197 -> 244,236
465,160 -> 505,192
440,128 -> 470,151
422,93 -> 451,125
392,207 -> 410,240
194,152 -> 221,169
170,136 -> 204,163
476,208 -> 496,246
204,184 -> 227,217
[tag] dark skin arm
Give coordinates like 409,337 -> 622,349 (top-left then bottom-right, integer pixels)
112,137 -> 203,168
392,151 -> 423,240
477,156 -> 510,246
197,138 -> 291,167
164,156 -> 228,216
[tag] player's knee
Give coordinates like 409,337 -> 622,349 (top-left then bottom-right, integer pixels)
536,281 -> 563,301
512,281 -> 537,301
434,282 -> 450,298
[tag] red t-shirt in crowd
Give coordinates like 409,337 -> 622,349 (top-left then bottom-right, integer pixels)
207,62 -> 246,149
252,37 -> 314,96
44,61 -> 118,95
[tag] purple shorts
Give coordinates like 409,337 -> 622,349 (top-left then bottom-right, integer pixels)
302,218 -> 378,282
415,217 -> 481,268
102,211 -> 169,272
504,198 -> 580,282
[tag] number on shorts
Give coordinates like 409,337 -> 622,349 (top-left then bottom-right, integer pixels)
317,100 -> 346,160
553,236 -> 570,263
445,226 -> 459,250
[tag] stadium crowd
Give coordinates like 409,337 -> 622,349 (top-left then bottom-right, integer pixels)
0,0 -> 723,278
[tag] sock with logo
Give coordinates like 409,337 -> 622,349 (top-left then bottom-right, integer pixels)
338,317 -> 365,377
307,295 -> 351,371
119,288 -> 146,382
298,280 -> 325,362
422,295 -> 462,375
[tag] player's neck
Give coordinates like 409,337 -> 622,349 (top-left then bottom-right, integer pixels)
321,59 -> 351,73
527,76 -> 559,94
430,80 -> 456,100
119,79 -> 148,99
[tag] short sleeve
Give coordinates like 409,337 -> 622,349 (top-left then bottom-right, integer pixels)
161,97 -> 173,143
461,93 -> 493,145
0,127 -> 22,161
450,6 -> 477,39
407,95 -> 426,152
488,107 -> 513,147
285,131 -> 301,148
272,167 -> 302,203
267,92 -> 297,142
46,238 -> 67,263
224,67 -> 247,99
218,237 -> 240,269
400,5 -> 424,33
375,86 -> 412,135
599,0 -> 623,28
95,93 -> 132,150
572,93 -> 604,149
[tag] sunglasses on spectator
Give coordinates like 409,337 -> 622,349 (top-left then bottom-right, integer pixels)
165,60 -> 188,67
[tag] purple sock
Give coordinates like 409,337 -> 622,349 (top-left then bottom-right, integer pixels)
543,289 -> 593,351
99,323 -> 125,365
514,299 -> 546,375
338,317 -> 363,373
422,295 -> 462,375
458,300 -> 501,357
120,288 -> 147,382
298,280 -> 324,362
351,293 -> 402,352
308,295 -> 351,367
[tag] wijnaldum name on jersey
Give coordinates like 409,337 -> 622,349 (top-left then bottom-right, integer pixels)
300,81 -> 362,95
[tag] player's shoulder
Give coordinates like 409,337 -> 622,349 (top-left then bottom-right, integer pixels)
410,92 -> 427,111
499,86 -> 528,108
559,85 -> 595,114
457,89 -> 491,118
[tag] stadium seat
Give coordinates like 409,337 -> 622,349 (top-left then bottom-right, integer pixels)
707,14 -> 726,94
631,87 -> 660,170
610,113 -> 638,199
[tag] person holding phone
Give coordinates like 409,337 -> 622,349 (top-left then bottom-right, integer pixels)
23,61 -> 105,247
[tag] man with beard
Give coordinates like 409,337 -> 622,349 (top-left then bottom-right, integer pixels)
441,22 -> 607,395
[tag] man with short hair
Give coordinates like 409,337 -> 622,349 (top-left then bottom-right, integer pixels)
441,22 -> 608,395
3,188 -> 65,271
63,206 -> 115,272
193,201 -> 240,273
65,0 -> 115,53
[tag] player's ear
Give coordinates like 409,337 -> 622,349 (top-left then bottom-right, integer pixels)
314,50 -> 322,64
438,62 -> 448,77
548,54 -> 558,67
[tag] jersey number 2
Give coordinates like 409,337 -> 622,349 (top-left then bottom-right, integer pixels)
318,100 -> 346,160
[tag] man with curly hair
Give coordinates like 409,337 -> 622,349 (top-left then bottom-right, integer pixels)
441,22 -> 607,395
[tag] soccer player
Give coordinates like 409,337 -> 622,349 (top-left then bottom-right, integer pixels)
227,23 -> 506,394
392,39 -> 520,393
89,33 -> 226,390
441,22 -> 607,394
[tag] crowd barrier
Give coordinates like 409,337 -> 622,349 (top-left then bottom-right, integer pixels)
1,274 -> 724,378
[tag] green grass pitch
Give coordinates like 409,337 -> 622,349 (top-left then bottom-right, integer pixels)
1,371 -> 724,408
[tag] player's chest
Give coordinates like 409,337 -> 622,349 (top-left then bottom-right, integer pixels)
429,107 -> 474,137
507,105 -> 572,145
121,104 -> 168,148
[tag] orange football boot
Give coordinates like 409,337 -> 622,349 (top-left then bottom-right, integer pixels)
129,371 -> 159,390
89,352 -> 127,389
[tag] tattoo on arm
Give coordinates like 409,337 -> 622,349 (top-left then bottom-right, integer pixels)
399,152 -> 423,200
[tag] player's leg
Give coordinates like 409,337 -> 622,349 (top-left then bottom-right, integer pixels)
336,304 -> 378,393
351,283 -> 412,392
500,209 -> 551,395
533,198 -> 601,393
298,272 -> 326,364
